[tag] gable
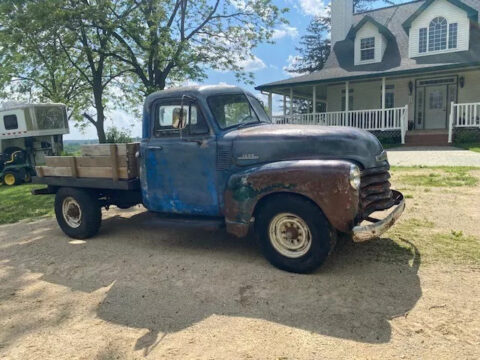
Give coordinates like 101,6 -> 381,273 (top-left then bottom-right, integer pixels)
353,22 -> 388,65
408,0 -> 471,57
403,0 -> 478,34
349,15 -> 394,41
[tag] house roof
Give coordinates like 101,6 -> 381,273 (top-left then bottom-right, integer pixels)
349,15 -> 395,40
256,0 -> 480,92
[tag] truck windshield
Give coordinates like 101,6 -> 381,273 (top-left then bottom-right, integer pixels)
208,93 -> 269,129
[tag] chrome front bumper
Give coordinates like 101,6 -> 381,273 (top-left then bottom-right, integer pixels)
352,190 -> 405,242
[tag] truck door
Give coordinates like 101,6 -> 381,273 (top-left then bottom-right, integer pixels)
142,98 -> 219,216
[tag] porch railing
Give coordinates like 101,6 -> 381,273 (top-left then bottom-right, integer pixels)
272,105 -> 409,144
449,102 -> 480,143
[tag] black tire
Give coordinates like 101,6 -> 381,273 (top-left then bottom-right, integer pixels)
24,171 -> 32,183
255,194 -> 336,273
54,187 -> 102,239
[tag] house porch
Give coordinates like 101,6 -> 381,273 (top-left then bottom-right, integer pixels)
261,68 -> 480,145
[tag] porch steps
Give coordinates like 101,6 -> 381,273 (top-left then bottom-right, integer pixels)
404,130 -> 449,147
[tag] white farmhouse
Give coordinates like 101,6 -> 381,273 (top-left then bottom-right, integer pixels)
257,0 -> 480,145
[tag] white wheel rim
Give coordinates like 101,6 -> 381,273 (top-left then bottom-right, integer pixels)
62,197 -> 82,228
268,212 -> 312,258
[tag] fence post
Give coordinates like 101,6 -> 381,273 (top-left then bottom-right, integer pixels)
448,101 -> 454,143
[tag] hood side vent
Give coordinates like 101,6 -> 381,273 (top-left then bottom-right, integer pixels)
217,143 -> 233,170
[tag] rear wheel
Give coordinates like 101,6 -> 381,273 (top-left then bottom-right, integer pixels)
55,187 -> 102,239
2,171 -> 18,186
255,194 -> 336,273
24,171 -> 32,183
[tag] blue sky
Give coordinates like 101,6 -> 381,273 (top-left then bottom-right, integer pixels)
66,0 -> 403,140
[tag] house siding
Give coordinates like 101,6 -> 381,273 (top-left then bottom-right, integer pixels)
458,70 -> 480,103
326,78 -> 411,118
409,0 -> 470,58
354,22 -> 387,65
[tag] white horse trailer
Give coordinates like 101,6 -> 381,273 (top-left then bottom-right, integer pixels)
0,103 -> 69,166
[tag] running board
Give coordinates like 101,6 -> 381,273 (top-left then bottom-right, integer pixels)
140,212 -> 225,231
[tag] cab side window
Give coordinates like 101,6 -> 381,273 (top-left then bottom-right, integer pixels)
153,102 -> 208,137
4,115 -> 18,130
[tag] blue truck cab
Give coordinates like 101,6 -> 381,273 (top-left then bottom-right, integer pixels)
33,85 -> 405,273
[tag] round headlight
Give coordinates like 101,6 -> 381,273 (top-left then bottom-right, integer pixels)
349,164 -> 361,190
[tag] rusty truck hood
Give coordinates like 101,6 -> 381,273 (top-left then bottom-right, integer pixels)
224,124 -> 385,169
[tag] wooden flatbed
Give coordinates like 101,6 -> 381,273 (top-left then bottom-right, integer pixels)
32,176 -> 140,192
31,143 -> 141,202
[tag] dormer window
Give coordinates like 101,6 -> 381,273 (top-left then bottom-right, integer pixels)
360,37 -> 375,61
429,17 -> 447,51
418,17 -> 458,54
419,28 -> 427,53
448,23 -> 458,49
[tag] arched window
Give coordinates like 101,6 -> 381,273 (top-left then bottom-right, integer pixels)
428,17 -> 447,51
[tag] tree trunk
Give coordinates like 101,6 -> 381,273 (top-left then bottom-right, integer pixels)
93,78 -> 106,143
95,115 -> 106,143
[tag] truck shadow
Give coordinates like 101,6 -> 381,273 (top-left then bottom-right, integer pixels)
0,212 -> 421,354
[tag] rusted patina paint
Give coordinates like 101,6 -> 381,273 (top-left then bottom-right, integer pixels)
224,159 -> 359,237
358,165 -> 394,219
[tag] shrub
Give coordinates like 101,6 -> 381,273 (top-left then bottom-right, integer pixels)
454,129 -> 480,144
105,127 -> 133,143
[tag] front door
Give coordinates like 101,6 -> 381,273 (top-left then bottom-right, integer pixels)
141,99 -> 219,216
424,85 -> 447,129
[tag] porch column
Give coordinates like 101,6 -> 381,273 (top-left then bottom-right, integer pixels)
283,95 -> 287,116
267,92 -> 273,118
381,77 -> 386,128
312,86 -> 317,114
345,81 -> 349,125
448,101 -> 455,143
290,87 -> 294,116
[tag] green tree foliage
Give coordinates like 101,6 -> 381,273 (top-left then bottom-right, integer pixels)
94,0 -> 287,93
0,0 -> 131,142
1,0 -> 286,142
105,127 -> 133,144
0,0 -> 90,120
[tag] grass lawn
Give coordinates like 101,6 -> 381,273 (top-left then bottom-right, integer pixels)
385,166 -> 480,265
391,166 -> 479,187
0,184 -> 54,225
455,142 -> 480,153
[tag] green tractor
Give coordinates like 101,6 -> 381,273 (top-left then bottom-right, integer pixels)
0,148 -> 35,186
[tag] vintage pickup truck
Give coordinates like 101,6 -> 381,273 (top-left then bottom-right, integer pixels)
33,85 -> 405,273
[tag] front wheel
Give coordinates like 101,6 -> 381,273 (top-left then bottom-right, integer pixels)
54,188 -> 102,239
2,171 -> 18,186
255,195 -> 336,273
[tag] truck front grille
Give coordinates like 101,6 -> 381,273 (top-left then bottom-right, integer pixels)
359,165 -> 394,219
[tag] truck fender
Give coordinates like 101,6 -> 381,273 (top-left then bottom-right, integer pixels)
224,159 -> 359,237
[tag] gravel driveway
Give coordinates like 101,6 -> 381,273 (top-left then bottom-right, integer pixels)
387,146 -> 480,167
1,204 -> 479,359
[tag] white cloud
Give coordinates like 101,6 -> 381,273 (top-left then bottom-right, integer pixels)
297,0 -> 329,17
282,55 -> 307,77
237,56 -> 267,71
214,55 -> 267,73
272,24 -> 299,40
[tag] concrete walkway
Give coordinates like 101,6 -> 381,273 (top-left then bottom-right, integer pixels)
387,146 -> 480,167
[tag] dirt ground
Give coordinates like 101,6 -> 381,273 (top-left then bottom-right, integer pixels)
1,169 -> 480,360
